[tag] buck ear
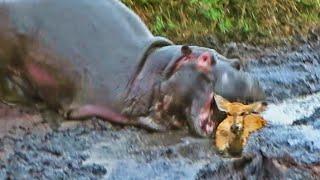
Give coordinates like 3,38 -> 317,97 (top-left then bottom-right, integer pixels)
248,101 -> 268,113
213,94 -> 231,112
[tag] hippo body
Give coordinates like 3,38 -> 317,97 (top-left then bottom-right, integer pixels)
0,0 -> 265,136
2,0 -> 173,111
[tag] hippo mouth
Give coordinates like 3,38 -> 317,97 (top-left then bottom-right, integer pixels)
188,92 -> 217,137
157,47 -> 218,137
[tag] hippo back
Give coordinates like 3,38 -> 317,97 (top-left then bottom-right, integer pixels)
4,0 -> 172,109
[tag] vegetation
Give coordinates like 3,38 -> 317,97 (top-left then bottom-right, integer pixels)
122,0 -> 320,45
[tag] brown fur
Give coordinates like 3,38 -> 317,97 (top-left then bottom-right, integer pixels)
214,94 -> 267,156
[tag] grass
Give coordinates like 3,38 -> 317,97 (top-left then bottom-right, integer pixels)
122,0 -> 320,46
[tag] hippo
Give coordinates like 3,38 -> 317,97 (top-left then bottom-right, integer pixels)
0,0 -> 265,137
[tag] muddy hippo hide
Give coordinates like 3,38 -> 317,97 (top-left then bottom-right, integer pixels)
0,0 -> 265,137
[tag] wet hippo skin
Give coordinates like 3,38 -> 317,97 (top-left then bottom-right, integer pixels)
0,0 -> 265,137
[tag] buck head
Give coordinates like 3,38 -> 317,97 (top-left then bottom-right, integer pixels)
214,94 -> 267,135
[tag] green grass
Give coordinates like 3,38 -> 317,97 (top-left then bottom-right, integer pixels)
122,0 -> 320,45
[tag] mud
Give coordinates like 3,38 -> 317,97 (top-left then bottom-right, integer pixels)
245,42 -> 320,102
1,40 -> 320,179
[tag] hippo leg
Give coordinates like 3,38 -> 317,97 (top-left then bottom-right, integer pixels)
67,105 -> 171,132
66,105 -> 129,124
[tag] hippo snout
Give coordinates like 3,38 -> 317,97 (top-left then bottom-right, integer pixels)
249,81 -> 266,102
214,70 -> 266,103
187,92 -> 216,137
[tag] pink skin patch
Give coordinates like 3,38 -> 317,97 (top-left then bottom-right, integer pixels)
173,55 -> 196,72
199,92 -> 215,134
173,52 -> 212,73
196,52 -> 212,73
26,63 -> 58,87
68,105 -> 129,124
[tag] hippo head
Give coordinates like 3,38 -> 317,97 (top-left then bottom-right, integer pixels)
169,45 -> 266,104
129,45 -> 265,137
152,46 -> 220,137
210,56 -> 266,103
212,66 -> 266,103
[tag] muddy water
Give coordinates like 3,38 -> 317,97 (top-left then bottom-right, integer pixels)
84,130 -> 215,179
245,42 -> 320,102
1,41 -> 320,179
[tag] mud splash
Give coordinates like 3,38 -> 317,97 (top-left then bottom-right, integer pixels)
1,41 -> 320,179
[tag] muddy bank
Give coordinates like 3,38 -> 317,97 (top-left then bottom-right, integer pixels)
1,40 -> 320,179
245,42 -> 320,102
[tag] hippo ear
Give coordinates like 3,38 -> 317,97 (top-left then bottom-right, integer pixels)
230,60 -> 241,70
247,101 -> 268,113
213,94 -> 231,112
181,45 -> 192,56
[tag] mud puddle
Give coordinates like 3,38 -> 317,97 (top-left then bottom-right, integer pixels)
84,130 -> 215,179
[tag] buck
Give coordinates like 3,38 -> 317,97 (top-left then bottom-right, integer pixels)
214,94 -> 268,156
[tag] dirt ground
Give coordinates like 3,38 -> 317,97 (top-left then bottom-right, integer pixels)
1,39 -> 320,179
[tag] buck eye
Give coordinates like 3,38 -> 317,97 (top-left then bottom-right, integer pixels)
227,112 -> 232,116
240,112 -> 246,116
252,111 -> 259,114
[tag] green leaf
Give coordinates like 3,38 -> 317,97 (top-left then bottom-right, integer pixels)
204,8 -> 222,21
219,19 -> 232,33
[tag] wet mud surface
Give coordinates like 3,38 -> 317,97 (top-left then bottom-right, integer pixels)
245,42 -> 320,102
1,40 -> 320,179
